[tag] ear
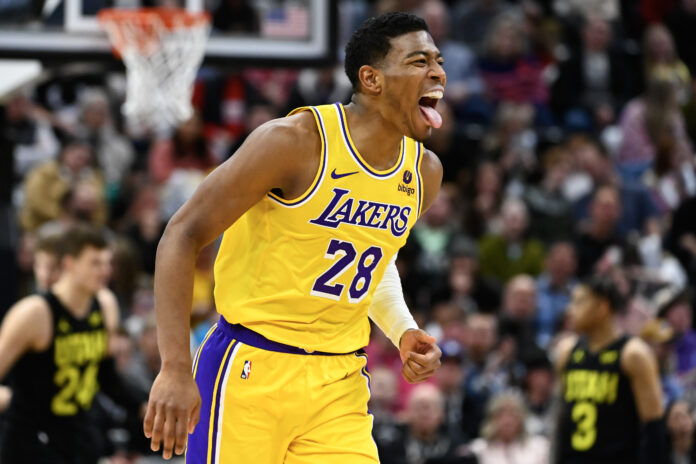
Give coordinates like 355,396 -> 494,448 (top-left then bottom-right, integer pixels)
597,297 -> 612,319
61,255 -> 74,273
357,65 -> 383,96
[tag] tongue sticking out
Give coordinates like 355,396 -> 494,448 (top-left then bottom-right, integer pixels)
419,105 -> 442,128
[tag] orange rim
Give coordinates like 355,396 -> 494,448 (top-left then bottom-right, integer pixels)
98,8 -> 210,55
97,7 -> 210,30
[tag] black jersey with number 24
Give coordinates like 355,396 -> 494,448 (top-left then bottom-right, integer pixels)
2,291 -> 108,464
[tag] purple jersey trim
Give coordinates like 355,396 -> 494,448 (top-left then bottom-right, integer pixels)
218,316 -> 361,356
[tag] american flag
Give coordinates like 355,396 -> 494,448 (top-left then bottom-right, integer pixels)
261,5 -> 309,39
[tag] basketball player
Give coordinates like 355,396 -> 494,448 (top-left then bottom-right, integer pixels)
554,274 -> 665,464
144,12 -> 445,463
0,231 -> 68,415
0,225 -> 118,463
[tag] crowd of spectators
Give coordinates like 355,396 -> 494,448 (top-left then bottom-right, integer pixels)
3,0 -> 696,463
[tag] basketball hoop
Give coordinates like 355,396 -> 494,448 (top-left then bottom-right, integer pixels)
98,8 -> 210,131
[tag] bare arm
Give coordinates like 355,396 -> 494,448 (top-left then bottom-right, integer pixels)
152,111 -> 319,371
621,338 -> 663,422
97,286 -> 148,415
0,296 -> 52,382
144,111 -> 320,459
549,334 -> 577,464
0,385 -> 11,412
553,334 -> 578,376
397,148 -> 443,383
621,338 -> 665,463
419,148 -> 443,216
97,288 -> 120,335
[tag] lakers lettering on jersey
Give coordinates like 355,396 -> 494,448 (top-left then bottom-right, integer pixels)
214,103 -> 424,353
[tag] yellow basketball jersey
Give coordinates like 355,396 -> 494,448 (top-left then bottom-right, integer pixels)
214,103 -> 425,353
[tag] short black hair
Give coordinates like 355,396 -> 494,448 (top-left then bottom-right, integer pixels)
582,273 -> 625,313
344,12 -> 429,92
58,224 -> 108,260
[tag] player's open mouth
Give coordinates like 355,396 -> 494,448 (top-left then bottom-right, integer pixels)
419,89 -> 443,129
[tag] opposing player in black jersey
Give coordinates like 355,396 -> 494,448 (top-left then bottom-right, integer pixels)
554,274 -> 665,464
0,225 -> 118,463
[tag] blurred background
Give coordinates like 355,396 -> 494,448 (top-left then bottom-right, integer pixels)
2,0 -> 696,463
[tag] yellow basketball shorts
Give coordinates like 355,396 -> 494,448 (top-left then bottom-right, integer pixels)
186,316 -> 379,464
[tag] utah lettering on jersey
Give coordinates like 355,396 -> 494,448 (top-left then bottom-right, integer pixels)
309,188 -> 412,237
564,369 -> 620,404
54,330 -> 107,367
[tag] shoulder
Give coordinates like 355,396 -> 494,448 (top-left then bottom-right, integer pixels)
622,337 -> 654,361
7,295 -> 51,321
2,295 -> 53,350
212,110 -> 322,191
622,98 -> 645,119
420,148 -> 443,180
239,111 -> 321,172
27,160 -> 59,179
676,60 -> 690,78
479,234 -> 505,250
251,110 -> 320,151
620,337 -> 658,378
523,436 -> 550,462
526,239 -> 546,256
468,437 -> 488,454
419,148 -> 443,214
553,333 -> 579,374
525,434 -> 550,452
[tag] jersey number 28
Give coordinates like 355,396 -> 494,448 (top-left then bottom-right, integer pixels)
311,239 -> 383,303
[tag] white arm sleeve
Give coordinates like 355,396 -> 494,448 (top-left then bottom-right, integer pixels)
368,254 -> 419,348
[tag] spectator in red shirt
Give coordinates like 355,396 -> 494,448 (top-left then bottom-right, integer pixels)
148,113 -> 216,184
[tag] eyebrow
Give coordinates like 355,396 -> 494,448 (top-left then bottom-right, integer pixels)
405,50 -> 443,59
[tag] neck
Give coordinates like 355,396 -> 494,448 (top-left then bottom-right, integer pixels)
584,46 -> 606,55
441,384 -> 459,396
587,319 -> 621,351
592,168 -> 617,185
343,98 -> 406,171
549,275 -> 569,289
411,428 -> 437,442
504,233 -> 521,244
51,278 -> 93,318
673,435 -> 693,454
590,221 -> 613,239
527,390 -> 548,407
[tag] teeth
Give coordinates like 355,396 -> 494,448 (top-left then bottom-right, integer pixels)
422,90 -> 443,99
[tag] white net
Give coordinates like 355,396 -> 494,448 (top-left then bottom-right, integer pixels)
99,9 -> 210,131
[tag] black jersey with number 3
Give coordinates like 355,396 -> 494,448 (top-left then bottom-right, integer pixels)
557,335 -> 640,464
3,291 -> 108,463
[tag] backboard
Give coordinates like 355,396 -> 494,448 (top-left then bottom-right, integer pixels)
0,0 -> 335,65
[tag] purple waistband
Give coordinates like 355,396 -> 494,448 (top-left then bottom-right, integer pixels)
217,316 -> 360,356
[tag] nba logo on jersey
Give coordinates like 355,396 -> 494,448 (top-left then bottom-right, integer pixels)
241,360 -> 252,380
